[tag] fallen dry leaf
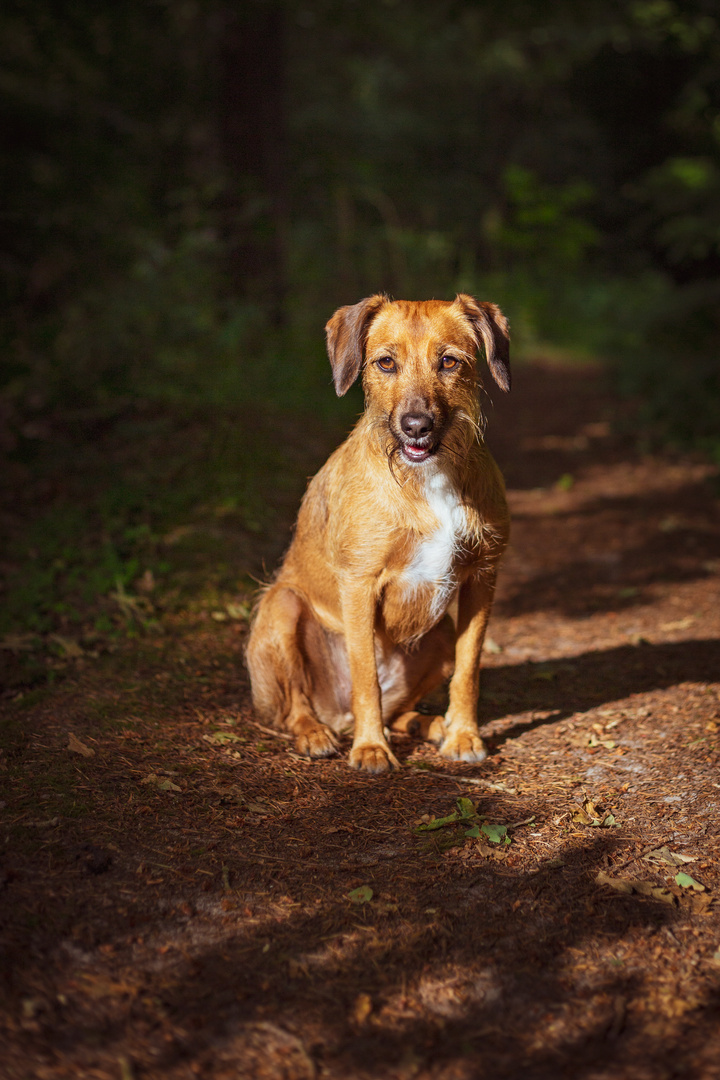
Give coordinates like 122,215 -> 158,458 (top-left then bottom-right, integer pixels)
572,797 -> 618,828
660,616 -> 695,632
481,780 -> 518,794
643,846 -> 697,868
689,893 -> 714,915
141,773 -> 180,792
596,871 -> 675,906
245,800 -> 278,815
588,733 -> 616,750
632,881 -> 676,905
51,634 -> 84,658
351,993 -> 373,1024
0,633 -> 38,652
476,840 -> 509,860
157,778 -> 182,793
67,732 -> 95,758
135,569 -> 155,593
28,817 -> 60,829
596,871 -> 632,895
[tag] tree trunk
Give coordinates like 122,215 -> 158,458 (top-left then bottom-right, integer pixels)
216,2 -> 288,324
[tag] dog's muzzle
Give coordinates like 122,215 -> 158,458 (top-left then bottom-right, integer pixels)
399,409 -> 437,464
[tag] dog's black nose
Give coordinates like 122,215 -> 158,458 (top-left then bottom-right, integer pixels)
401,412 -> 434,439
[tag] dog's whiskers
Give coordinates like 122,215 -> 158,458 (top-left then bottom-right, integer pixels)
455,403 -> 485,439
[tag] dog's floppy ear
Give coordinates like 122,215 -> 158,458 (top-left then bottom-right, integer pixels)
325,294 -> 388,396
454,294 -> 511,392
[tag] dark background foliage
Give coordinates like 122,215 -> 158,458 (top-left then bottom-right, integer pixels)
1,0 -> 719,646
2,0 -> 719,429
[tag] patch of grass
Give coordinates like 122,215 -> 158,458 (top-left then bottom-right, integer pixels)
0,712 -> 27,755
62,800 -> 92,819
1,400 -> 341,690
14,686 -> 52,711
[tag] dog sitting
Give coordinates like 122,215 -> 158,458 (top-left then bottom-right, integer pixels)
246,294 -> 510,773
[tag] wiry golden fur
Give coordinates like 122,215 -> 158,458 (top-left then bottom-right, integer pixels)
246,294 -> 510,772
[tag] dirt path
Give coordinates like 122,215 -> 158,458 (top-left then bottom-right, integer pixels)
2,363 -> 720,1080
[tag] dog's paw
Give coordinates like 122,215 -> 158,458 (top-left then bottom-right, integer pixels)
348,743 -> 399,773
390,711 -> 423,736
293,718 -> 339,759
391,712 -> 447,742
425,716 -> 448,745
439,730 -> 488,763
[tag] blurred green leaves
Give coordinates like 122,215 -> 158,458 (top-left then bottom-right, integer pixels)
2,0 -> 720,667
495,167 -> 599,270
2,0 -> 720,435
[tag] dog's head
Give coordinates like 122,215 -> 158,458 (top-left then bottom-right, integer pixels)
325,294 -> 510,467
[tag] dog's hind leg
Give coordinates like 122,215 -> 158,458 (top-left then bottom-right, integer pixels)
384,617 -> 455,739
245,586 -> 340,759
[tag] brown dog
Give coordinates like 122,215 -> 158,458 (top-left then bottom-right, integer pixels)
246,294 -> 510,773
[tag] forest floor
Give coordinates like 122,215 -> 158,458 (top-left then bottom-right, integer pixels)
2,361 -> 720,1080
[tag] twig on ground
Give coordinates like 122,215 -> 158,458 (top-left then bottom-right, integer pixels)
410,768 -> 518,794
244,719 -> 293,741
608,840 -> 674,874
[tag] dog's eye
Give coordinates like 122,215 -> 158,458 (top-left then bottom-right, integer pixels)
376,357 -> 396,373
440,355 -> 460,371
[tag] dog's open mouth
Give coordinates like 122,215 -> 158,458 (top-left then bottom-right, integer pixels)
401,442 -> 434,464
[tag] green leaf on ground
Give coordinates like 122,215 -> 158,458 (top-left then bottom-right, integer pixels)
203,731 -> 242,745
416,811 -> 460,832
348,885 -> 373,904
415,797 -> 477,832
675,872 -> 705,892
481,823 -> 510,845
226,602 -> 251,620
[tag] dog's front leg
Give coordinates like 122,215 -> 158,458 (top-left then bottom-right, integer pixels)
342,580 -> 400,773
434,573 -> 497,762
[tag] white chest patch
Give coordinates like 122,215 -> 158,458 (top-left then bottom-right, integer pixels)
403,470 -> 467,621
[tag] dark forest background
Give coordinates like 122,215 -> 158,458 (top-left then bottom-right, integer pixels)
3,0 -> 720,434
1,0 -> 719,654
